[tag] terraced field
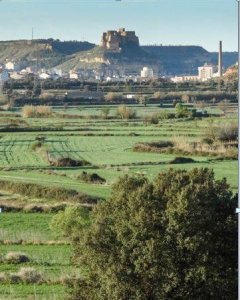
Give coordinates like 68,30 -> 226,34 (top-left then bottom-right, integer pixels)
0,104 -> 237,299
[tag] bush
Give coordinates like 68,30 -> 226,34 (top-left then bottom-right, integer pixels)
0,180 -> 98,204
30,141 -> 43,151
100,107 -> 111,119
50,206 -> 91,238
133,141 -> 174,153
23,204 -> 45,213
216,123 -> 238,142
105,92 -> 123,102
153,91 -> 162,100
175,103 -> 190,118
169,157 -> 195,164
4,252 -> 30,264
17,267 -> 43,284
39,93 -> 56,100
22,105 -> 53,118
137,95 -> 148,106
0,93 -> 8,105
8,273 -> 22,284
143,113 -> 159,124
50,157 -> 90,167
77,172 -> 106,184
158,110 -> 172,120
181,93 -> 190,103
117,105 -> 136,119
35,136 -> 46,142
0,273 -> 6,283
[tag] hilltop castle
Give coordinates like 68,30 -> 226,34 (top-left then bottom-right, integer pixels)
100,28 -> 139,51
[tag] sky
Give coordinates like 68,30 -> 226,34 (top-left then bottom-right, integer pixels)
0,0 -> 237,52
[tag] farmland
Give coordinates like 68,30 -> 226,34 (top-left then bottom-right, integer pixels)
0,103 -> 237,299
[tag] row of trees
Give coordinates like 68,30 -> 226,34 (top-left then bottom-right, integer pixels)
52,168 -> 237,300
104,91 -> 237,106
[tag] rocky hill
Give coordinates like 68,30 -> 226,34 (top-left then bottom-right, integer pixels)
0,39 -> 95,69
57,44 -> 158,75
58,44 -> 237,76
0,39 -> 237,76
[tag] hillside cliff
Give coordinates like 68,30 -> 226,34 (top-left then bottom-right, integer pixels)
0,39 -> 237,76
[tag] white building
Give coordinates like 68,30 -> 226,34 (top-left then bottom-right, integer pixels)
39,72 -> 51,80
126,94 -> 135,99
26,67 -> 36,74
69,71 -> 79,80
106,76 -> 112,82
10,72 -> 25,80
140,67 -> 154,79
5,61 -> 19,71
198,63 -> 214,81
171,75 -> 199,83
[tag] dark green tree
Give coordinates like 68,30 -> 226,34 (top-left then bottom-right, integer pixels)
175,103 -> 190,118
62,168 -> 237,300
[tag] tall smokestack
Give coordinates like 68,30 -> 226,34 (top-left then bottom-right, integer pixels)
218,41 -> 223,77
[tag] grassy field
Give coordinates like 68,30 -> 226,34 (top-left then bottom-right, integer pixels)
0,104 -> 237,299
0,213 -> 73,299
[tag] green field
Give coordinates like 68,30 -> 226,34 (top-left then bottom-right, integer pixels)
0,104 -> 237,299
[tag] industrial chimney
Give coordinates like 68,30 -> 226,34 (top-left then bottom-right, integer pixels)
218,41 -> 223,77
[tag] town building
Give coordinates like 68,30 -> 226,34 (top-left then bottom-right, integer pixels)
10,72 -> 25,80
39,72 -> 51,80
140,67 -> 154,79
69,71 -> 80,80
5,61 -> 19,71
198,63 -> 214,81
171,75 -> 199,83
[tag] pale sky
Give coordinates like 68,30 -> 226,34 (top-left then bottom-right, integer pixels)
0,0 -> 237,51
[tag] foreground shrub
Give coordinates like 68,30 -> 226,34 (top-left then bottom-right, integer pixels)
69,169 -> 237,299
4,252 -> 30,264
